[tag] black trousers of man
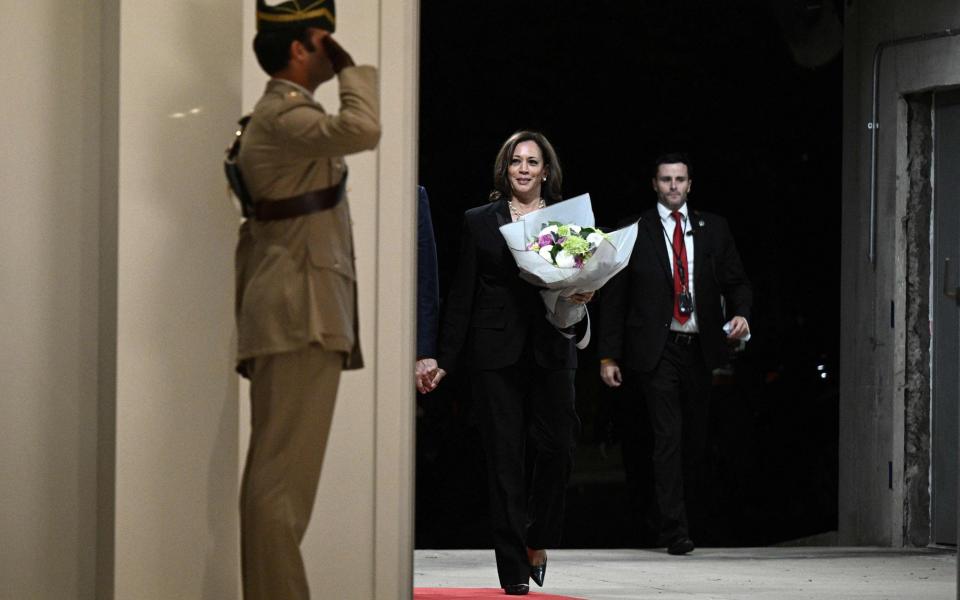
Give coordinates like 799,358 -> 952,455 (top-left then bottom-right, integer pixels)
637,334 -> 711,545
614,385 -> 660,547
472,365 -> 580,587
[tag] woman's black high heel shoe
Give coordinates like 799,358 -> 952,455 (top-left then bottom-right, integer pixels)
529,553 -> 547,587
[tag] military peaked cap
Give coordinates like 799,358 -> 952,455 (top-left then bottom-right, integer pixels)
256,0 -> 336,32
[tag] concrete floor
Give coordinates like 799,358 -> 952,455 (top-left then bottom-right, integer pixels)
414,548 -> 956,599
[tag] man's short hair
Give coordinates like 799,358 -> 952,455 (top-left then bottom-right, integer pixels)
252,27 -> 315,76
653,152 -> 693,178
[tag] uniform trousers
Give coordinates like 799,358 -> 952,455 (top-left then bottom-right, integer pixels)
637,335 -> 711,545
472,365 -> 580,587
241,345 -> 343,600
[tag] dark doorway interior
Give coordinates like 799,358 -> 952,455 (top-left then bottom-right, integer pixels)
416,1 -> 841,549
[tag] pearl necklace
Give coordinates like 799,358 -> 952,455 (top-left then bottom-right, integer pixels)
508,198 -> 545,220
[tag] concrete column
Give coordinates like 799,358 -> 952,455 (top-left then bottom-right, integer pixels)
841,0 -> 960,548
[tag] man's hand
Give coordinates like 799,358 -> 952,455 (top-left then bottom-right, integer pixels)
415,358 -> 446,393
322,35 -> 355,73
567,291 -> 594,305
725,316 -> 750,340
600,360 -> 622,388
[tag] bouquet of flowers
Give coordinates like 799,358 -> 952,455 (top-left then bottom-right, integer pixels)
499,194 -> 638,337
526,222 -> 609,269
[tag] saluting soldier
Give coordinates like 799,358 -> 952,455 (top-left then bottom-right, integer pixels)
233,1 -> 380,598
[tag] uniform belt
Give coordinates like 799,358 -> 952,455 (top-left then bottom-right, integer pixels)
253,179 -> 345,221
668,331 -> 698,345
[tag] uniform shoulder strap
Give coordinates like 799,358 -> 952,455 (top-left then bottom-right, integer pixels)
224,115 -> 254,217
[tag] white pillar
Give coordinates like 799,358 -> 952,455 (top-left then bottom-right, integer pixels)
104,0 -> 243,597
0,2 -> 103,598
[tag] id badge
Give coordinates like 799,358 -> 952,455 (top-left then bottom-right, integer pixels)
678,290 -> 694,315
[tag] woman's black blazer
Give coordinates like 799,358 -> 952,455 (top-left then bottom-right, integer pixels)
437,199 -> 578,374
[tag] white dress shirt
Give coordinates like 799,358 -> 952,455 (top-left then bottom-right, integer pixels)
657,202 -> 699,333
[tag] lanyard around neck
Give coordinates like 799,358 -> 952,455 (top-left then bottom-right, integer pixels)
661,214 -> 689,286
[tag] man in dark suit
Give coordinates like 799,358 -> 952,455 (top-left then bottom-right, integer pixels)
597,153 -> 752,555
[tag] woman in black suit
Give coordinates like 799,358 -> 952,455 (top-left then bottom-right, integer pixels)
423,131 -> 590,596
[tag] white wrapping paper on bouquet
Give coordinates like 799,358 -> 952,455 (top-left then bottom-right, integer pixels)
498,194 -> 639,344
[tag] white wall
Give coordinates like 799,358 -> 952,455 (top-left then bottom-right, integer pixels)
108,0 -> 243,597
0,3 -> 102,599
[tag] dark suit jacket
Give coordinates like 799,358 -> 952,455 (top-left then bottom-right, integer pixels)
597,206 -> 752,372
437,199 -> 578,374
417,186 -> 440,358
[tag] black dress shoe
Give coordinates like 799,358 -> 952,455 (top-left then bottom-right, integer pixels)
530,556 -> 547,587
667,537 -> 695,555
503,583 -> 529,595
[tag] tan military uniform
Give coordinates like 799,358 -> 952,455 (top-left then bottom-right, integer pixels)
236,66 -> 380,369
235,65 -> 379,600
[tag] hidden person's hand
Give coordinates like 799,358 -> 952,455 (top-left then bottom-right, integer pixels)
415,358 -> 438,394
428,367 -> 447,391
415,359 -> 446,393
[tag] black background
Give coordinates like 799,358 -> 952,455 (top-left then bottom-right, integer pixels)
416,0 -> 841,548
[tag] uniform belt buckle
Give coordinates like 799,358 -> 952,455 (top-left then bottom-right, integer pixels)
671,331 -> 697,345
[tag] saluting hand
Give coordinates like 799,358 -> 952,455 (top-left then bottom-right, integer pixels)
322,35 -> 355,73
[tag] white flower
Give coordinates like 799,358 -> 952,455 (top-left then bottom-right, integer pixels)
569,224 -> 581,233
555,249 -> 576,268
540,225 -> 558,236
538,245 -> 554,262
586,232 -> 605,247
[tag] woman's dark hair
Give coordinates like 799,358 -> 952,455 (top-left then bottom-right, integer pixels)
252,27 -> 316,75
652,152 -> 693,178
490,131 -> 563,203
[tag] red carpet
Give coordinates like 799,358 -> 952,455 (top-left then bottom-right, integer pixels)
414,589 -> 584,600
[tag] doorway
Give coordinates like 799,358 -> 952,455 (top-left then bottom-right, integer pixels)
417,1 -> 842,550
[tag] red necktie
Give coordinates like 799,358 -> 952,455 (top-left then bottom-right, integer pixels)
672,211 -> 690,324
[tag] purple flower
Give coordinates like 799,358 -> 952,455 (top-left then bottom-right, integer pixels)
538,233 -> 554,247
574,255 -> 584,269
